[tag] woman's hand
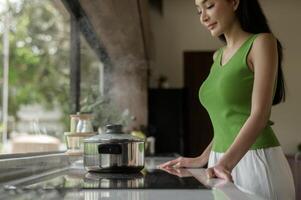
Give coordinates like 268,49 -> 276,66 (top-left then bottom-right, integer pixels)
206,163 -> 233,182
158,156 -> 205,169
160,167 -> 193,178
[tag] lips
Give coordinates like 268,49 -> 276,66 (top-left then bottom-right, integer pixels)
207,22 -> 217,30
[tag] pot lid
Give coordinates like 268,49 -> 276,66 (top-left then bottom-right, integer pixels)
84,124 -> 144,143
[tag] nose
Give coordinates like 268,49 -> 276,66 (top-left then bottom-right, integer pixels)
200,11 -> 209,23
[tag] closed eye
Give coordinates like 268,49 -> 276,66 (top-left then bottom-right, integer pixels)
196,4 -> 214,15
206,4 -> 214,9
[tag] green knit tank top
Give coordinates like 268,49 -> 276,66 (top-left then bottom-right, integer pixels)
199,34 -> 280,152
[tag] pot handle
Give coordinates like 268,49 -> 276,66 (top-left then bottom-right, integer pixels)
98,144 -> 122,154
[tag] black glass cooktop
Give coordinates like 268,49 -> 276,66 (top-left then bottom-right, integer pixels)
4,157 -> 210,190
6,168 -> 208,190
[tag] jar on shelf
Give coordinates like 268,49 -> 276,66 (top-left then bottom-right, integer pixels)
76,114 -> 94,133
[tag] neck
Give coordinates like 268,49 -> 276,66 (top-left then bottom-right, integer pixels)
223,20 -> 251,48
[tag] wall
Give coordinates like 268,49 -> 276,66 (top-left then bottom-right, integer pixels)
80,0 -> 149,129
149,0 -> 301,154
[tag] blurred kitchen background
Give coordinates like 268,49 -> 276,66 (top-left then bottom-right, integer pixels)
0,0 -> 300,159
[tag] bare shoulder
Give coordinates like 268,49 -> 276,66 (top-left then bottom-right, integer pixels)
212,49 -> 219,61
248,33 -> 278,71
253,33 -> 277,50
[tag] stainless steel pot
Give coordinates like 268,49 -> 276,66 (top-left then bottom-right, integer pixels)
83,124 -> 145,172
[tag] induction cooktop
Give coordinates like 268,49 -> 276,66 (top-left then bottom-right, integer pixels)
4,157 -> 209,190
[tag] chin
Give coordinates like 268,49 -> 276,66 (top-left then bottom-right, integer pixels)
210,29 -> 223,38
210,31 -> 221,37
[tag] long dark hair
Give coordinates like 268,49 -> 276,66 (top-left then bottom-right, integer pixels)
219,0 -> 285,105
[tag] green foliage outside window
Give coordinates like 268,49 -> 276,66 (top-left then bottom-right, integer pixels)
0,0 -> 70,119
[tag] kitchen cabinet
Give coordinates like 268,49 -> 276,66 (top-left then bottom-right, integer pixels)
148,51 -> 217,157
148,89 -> 185,155
183,51 -> 214,156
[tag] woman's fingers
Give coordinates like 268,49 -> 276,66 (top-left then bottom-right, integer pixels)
173,161 -> 182,168
160,166 -> 178,175
206,166 -> 233,182
158,156 -> 196,169
158,157 -> 181,168
214,168 -> 233,182
206,168 -> 215,178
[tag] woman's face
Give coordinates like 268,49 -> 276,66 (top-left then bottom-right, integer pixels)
195,0 -> 238,37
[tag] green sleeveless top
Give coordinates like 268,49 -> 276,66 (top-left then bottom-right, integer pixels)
199,34 -> 280,152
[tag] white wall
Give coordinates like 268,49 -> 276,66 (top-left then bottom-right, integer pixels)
149,0 -> 301,154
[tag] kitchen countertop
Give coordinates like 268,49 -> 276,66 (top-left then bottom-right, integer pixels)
0,155 -> 266,200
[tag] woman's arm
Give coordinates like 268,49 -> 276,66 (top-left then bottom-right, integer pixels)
158,139 -> 213,168
208,33 -> 278,179
196,139 -> 213,166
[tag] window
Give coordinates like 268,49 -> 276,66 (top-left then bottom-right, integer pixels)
79,34 -> 107,130
0,0 -> 70,154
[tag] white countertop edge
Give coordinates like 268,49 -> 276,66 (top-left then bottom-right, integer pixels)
187,168 -> 266,200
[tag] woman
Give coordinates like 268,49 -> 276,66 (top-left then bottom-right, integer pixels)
158,0 -> 295,199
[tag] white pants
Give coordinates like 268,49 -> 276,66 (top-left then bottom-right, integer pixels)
208,146 -> 296,200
